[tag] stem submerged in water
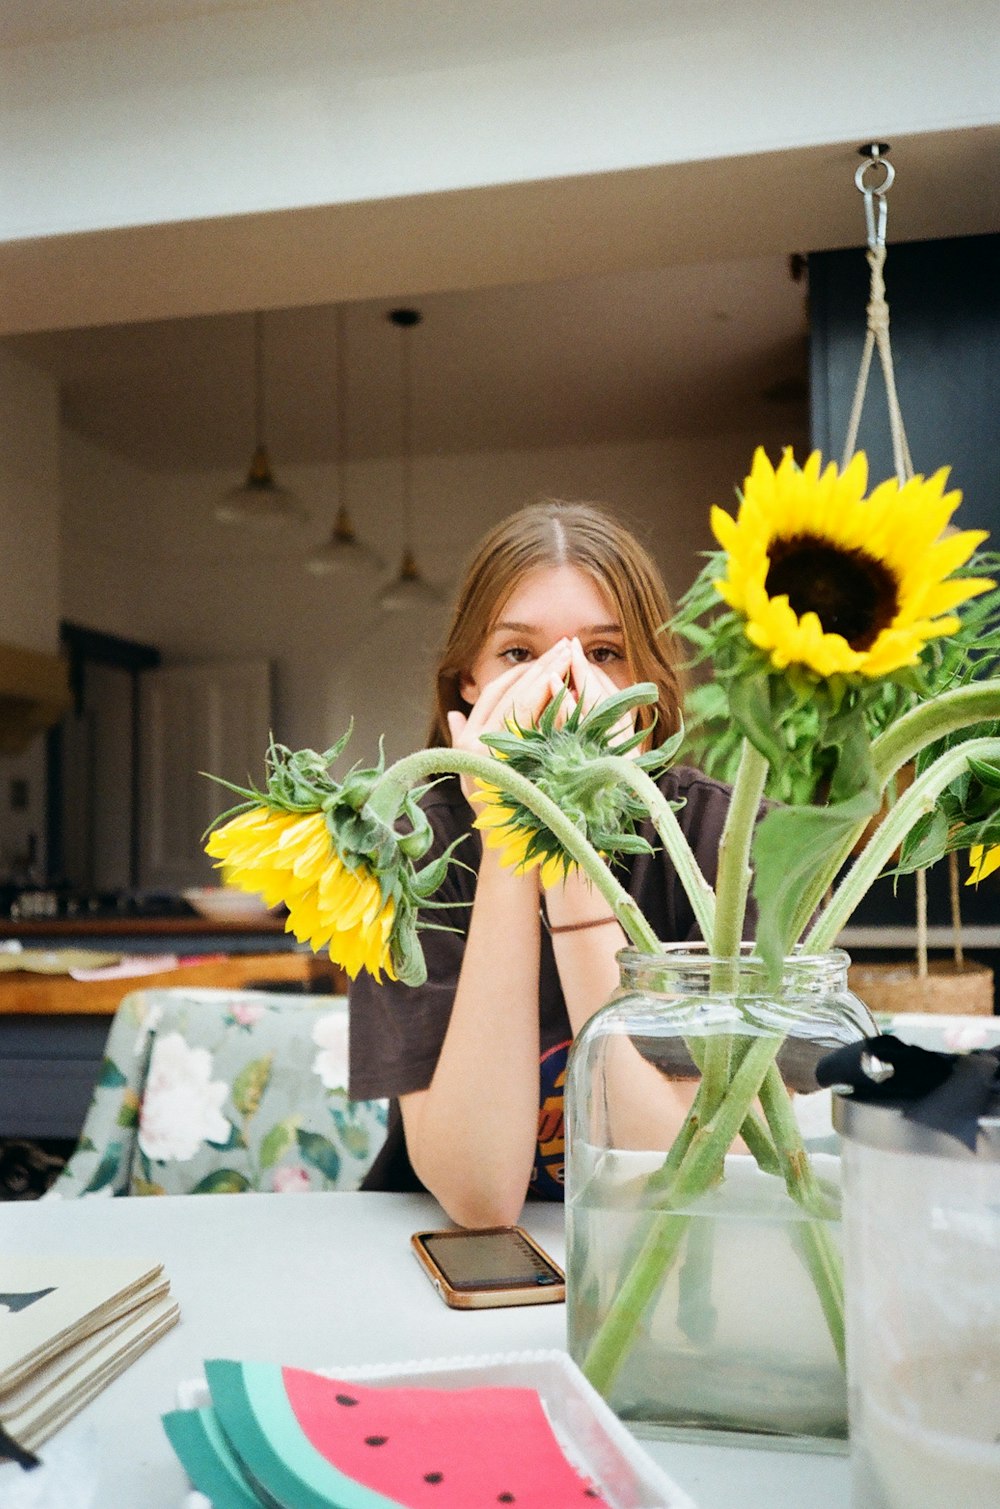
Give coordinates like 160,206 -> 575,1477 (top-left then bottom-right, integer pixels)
581,1033 -> 784,1394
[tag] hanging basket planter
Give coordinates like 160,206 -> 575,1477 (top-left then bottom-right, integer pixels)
847,957 -> 995,1017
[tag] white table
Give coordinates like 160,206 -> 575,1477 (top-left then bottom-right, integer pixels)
0,1192 -> 850,1508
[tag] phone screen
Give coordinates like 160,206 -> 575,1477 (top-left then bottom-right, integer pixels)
420,1230 -> 562,1290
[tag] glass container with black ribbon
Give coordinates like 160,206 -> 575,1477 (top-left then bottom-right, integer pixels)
820,1036 -> 1000,1509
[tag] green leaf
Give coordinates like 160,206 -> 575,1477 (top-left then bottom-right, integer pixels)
83,1142 -> 125,1193
330,1109 -> 374,1159
752,784 -> 880,976
895,807 -> 951,873
580,682 -> 658,738
231,1054 -> 273,1117
727,673 -> 787,769
390,912 -> 429,987
967,757 -> 1000,789
259,1117 -> 298,1169
827,705 -> 877,804
296,1129 -> 342,1182
411,835 -> 469,899
190,1169 -> 252,1194
204,1119 -> 244,1150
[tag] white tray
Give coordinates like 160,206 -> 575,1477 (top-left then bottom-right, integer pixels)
177,1347 -> 696,1509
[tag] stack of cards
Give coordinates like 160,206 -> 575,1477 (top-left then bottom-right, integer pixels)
165,1359 -> 613,1508
0,1255 -> 179,1461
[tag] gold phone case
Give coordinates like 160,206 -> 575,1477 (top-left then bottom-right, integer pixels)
410,1225 -> 566,1310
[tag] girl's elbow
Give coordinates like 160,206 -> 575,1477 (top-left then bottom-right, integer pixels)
414,1156 -> 528,1229
442,1186 -> 527,1231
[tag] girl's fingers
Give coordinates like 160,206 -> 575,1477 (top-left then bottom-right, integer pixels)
466,658 -> 540,732
446,710 -> 467,745
569,639 -> 636,750
467,654 -> 547,731
469,641 -> 571,739
569,640 -> 612,714
509,664 -> 569,731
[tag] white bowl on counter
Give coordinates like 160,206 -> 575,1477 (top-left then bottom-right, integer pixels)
180,887 -> 280,924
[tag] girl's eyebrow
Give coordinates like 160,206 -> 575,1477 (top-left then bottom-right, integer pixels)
491,620 -> 624,635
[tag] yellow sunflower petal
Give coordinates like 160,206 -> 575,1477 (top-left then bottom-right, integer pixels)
966,845 -> 1000,886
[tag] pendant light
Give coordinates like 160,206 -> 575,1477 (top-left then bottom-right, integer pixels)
378,308 -> 442,611
215,310 -> 308,526
306,306 -> 384,576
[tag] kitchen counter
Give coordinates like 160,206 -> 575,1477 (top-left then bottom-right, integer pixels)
0,950 -> 344,1015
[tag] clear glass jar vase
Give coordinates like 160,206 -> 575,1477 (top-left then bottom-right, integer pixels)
565,944 -> 876,1443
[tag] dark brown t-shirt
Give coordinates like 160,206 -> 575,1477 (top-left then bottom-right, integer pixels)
348,765 -> 738,1196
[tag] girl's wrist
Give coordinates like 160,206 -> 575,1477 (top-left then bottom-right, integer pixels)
542,871 -> 618,933
541,906 -> 618,936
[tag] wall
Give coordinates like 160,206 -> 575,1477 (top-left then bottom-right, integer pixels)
60,419 -> 808,766
810,234 -> 1000,535
808,232 -> 1000,936
0,348 -> 61,878
0,348 -> 60,652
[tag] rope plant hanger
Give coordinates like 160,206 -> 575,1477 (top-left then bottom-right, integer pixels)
845,144 -> 992,1013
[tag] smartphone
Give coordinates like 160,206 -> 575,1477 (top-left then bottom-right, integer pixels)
410,1225 -> 566,1310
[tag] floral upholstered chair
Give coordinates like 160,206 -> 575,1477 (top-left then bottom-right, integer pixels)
49,988 -> 388,1197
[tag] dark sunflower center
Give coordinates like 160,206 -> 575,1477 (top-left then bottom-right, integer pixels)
765,534 -> 899,651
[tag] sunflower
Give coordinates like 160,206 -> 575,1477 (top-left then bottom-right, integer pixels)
967,844 -> 1000,887
473,781 -> 571,889
206,805 -> 396,981
711,448 -> 993,681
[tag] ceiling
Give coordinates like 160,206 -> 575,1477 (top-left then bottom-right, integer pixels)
5,255 -> 809,471
0,1 -> 278,51
3,112 -> 996,473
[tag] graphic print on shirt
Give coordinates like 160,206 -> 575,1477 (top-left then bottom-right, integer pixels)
530,1038 -> 570,1199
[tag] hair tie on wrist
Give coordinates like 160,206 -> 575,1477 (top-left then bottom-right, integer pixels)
543,911 -> 619,935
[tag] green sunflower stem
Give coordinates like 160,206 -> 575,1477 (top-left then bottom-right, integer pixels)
711,738 -> 770,965
871,679 -> 1000,784
583,755 -> 717,944
368,748 -> 662,954
806,735 -> 1000,953
757,1065 -> 844,1366
786,680 -> 1000,947
580,1032 -> 784,1395
647,1036 -> 781,1191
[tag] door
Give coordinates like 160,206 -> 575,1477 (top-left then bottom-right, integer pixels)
138,659 -> 272,891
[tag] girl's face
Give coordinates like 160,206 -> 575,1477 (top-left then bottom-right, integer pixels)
460,564 -> 635,704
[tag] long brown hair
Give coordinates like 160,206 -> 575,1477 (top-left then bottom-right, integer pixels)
428,500 -> 683,747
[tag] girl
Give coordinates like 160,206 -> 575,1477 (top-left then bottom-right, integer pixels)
348,500 -> 738,1227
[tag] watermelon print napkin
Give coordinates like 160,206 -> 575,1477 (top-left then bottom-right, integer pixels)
163,1359 -> 612,1508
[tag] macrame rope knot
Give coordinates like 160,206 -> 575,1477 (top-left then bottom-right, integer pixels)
865,246 -> 891,337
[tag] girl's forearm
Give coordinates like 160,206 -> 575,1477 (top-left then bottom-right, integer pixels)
401,851 -> 542,1227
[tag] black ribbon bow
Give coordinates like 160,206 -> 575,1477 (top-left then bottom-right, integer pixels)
816,1034 -> 1000,1151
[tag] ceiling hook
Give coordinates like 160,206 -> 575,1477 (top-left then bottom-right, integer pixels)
854,142 -> 895,250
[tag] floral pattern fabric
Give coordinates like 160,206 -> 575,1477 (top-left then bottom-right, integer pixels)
49,989 -> 388,1198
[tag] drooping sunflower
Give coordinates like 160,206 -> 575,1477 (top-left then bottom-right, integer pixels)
206,804 -> 398,980
473,781 -> 569,889
470,682 -> 672,888
711,447 -> 993,681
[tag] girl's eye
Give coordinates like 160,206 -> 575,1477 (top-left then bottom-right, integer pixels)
500,646 -> 533,665
589,645 -> 624,665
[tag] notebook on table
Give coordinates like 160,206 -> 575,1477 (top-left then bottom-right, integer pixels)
0,1255 -> 179,1462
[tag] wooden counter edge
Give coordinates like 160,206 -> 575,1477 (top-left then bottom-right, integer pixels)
0,954 -> 346,1015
